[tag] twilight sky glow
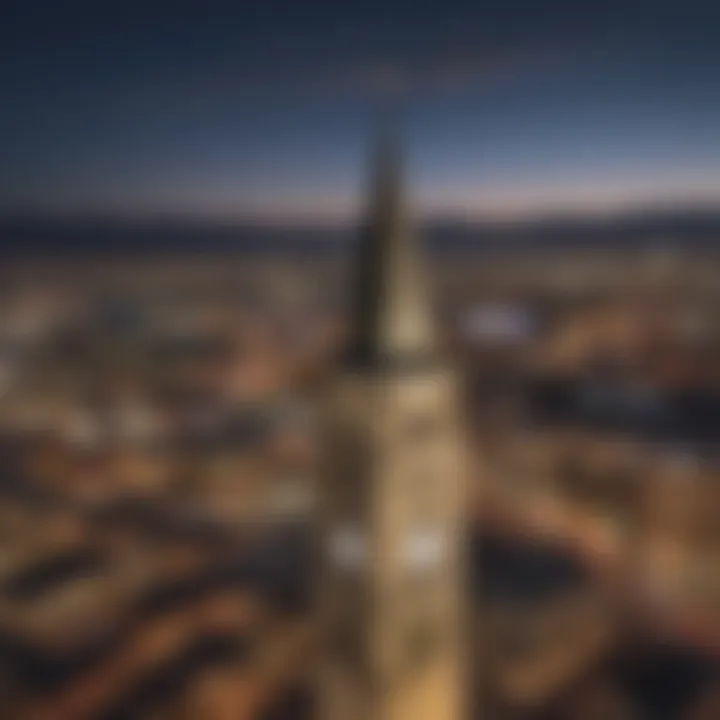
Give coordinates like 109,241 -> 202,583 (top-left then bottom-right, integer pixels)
2,0 -> 720,223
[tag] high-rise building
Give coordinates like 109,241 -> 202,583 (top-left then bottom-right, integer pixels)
318,132 -> 469,720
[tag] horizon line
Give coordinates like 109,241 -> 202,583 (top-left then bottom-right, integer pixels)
2,198 -> 720,231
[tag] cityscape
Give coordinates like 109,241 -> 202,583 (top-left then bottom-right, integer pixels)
0,200 -> 718,717
2,0 -> 720,718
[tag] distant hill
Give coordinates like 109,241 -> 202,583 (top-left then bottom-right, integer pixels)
0,217 -> 348,259
424,207 -> 720,253
0,207 -> 718,259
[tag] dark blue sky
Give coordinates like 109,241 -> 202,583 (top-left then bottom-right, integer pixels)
2,0 -> 720,222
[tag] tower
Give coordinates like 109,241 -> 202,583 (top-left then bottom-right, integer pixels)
318,132 -> 468,720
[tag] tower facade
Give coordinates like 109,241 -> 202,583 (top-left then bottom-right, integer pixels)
319,135 -> 468,720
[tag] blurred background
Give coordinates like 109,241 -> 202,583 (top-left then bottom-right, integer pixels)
0,1 -> 719,718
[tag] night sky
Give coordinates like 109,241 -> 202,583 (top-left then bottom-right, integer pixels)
2,0 -> 720,223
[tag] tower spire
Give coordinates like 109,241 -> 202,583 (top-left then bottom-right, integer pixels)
321,125 -> 467,720
345,125 -> 435,370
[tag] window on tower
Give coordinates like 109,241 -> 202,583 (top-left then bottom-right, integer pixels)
328,526 -> 367,570
401,529 -> 446,572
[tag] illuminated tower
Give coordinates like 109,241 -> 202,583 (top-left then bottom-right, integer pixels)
319,133 -> 469,720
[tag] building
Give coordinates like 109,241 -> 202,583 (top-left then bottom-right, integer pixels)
318,133 -> 469,720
